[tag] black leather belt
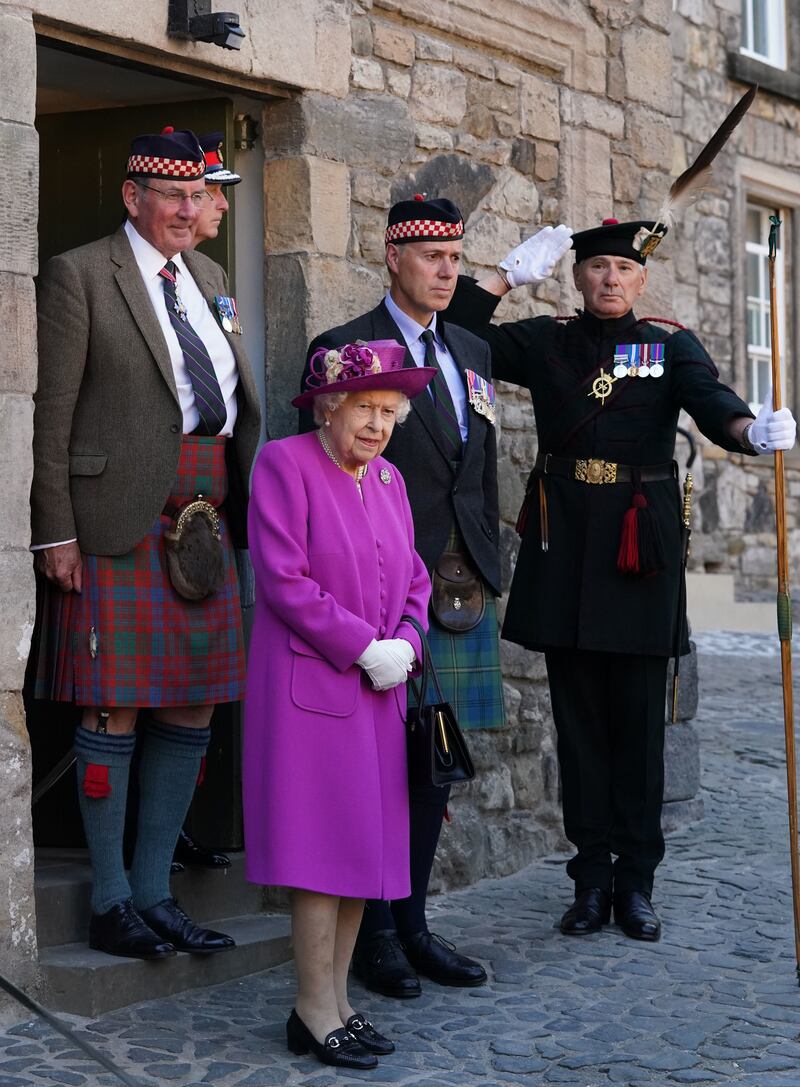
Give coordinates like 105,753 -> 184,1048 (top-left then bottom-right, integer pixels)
535,452 -> 676,485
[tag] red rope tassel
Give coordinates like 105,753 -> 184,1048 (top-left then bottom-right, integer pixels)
82,764 -> 111,798
617,490 -> 665,577
617,494 -> 644,573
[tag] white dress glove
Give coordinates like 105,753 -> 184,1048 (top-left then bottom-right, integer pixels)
498,224 -> 574,288
356,638 -> 415,691
748,387 -> 797,453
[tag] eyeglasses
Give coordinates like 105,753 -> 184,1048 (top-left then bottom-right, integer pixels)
137,183 -> 207,209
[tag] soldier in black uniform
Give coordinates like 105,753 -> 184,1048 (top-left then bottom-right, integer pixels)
445,217 -> 796,941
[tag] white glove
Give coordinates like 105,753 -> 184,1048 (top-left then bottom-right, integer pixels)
748,388 -> 797,453
356,638 -> 415,691
498,224 -> 574,288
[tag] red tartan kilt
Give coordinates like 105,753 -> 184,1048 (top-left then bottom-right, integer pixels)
34,435 -> 245,708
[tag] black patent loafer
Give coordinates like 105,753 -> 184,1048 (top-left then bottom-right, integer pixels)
403,931 -> 487,987
286,1010 -> 378,1069
139,897 -> 235,954
89,899 -> 176,960
345,1012 -> 395,1055
173,828 -> 230,869
614,890 -> 661,942
353,929 -> 421,998
560,887 -> 612,935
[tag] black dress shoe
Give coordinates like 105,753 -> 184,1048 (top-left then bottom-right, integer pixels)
345,1013 -> 395,1055
352,929 -> 421,999
403,931 -> 487,987
139,898 -> 235,954
286,1010 -> 378,1069
173,828 -> 230,869
89,900 -> 176,960
560,888 -> 611,935
614,890 -> 661,942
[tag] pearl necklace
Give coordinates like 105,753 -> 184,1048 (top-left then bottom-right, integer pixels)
318,429 -> 368,488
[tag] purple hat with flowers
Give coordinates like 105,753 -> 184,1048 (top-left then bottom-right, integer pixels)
293,339 -> 436,410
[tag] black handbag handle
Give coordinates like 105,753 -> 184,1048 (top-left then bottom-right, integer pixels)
400,614 -> 447,707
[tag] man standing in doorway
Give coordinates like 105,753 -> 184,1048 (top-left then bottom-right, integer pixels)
191,131 -> 241,250
299,197 -> 511,996
172,128 -> 244,874
31,128 -> 261,959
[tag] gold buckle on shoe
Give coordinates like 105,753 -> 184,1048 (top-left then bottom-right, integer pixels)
575,458 -> 617,484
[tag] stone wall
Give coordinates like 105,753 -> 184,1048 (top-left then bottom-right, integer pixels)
263,0 -> 680,888
671,0 -> 800,599
0,1 -> 39,1020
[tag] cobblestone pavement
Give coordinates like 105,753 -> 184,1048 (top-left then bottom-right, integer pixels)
3,634 -> 800,1087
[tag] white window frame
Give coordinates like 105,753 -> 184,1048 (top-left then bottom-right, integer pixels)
745,202 -> 785,414
740,0 -> 787,69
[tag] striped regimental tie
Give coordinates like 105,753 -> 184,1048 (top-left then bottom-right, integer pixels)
420,328 -> 462,459
159,261 -> 226,436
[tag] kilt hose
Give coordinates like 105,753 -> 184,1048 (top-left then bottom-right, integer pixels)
34,434 -> 245,708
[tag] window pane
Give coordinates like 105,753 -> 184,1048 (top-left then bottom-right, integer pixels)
746,207 -> 762,244
746,252 -> 760,296
757,357 -> 771,405
753,0 -> 769,55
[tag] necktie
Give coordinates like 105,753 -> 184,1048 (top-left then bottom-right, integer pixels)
420,329 -> 462,458
159,261 -> 227,436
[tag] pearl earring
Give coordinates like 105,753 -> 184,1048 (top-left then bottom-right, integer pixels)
324,419 -> 331,427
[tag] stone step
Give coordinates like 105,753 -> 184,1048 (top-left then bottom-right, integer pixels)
686,572 -> 774,633
39,912 -> 292,1017
34,849 -> 274,949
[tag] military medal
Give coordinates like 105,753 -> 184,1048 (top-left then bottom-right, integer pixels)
587,367 -> 617,405
465,369 -> 496,425
649,343 -> 665,378
214,295 -> 242,334
173,294 -> 188,322
614,343 -> 665,380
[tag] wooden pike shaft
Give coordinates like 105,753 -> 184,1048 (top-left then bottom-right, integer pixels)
767,214 -> 800,981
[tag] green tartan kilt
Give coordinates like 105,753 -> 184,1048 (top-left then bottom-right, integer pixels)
411,593 -> 506,731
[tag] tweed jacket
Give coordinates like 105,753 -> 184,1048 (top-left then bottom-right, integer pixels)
31,225 -> 261,555
299,300 -> 501,595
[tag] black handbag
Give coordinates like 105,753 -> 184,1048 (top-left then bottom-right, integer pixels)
401,615 -> 476,789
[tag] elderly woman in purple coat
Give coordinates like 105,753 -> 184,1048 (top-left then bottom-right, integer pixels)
243,340 -> 435,1071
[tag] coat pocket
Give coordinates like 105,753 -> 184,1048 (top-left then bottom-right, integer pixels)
69,453 -> 108,477
289,630 -> 359,718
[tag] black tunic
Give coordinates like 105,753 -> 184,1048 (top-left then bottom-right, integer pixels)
445,277 -> 754,656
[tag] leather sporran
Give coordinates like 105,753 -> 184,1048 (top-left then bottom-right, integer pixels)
431,550 -> 486,633
164,497 -> 226,601
401,615 -> 476,789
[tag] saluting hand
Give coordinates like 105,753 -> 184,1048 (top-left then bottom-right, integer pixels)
36,541 -> 83,593
498,224 -> 574,288
748,387 -> 797,453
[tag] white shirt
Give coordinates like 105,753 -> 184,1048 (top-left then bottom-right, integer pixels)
384,292 -> 469,442
124,220 -> 239,437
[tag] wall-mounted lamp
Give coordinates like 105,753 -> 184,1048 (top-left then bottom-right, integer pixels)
168,0 -> 246,50
234,114 -> 259,151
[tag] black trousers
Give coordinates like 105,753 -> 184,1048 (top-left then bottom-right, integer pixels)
545,649 -> 668,897
359,783 -> 450,941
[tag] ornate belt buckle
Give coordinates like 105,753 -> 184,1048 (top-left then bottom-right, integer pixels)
575,458 -> 617,484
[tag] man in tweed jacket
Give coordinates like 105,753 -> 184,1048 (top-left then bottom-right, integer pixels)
31,128 -> 260,960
